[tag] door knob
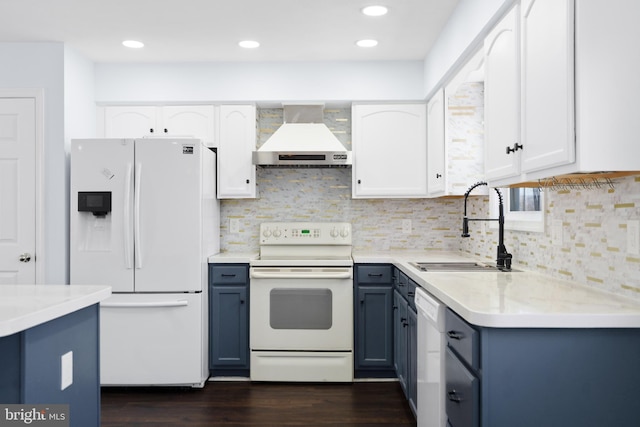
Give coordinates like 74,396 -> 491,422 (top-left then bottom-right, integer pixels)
19,253 -> 32,263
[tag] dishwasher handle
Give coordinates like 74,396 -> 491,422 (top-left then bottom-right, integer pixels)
101,300 -> 189,308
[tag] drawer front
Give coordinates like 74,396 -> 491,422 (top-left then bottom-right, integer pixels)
356,265 -> 393,284
396,270 -> 410,299
407,278 -> 417,310
446,309 -> 479,370
210,265 -> 248,285
446,347 -> 479,427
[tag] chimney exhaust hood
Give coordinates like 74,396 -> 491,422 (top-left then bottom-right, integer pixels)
252,105 -> 352,167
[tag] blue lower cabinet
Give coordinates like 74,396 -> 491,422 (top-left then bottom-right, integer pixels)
354,264 -> 395,378
0,305 -> 100,427
209,264 -> 250,377
445,308 -> 640,427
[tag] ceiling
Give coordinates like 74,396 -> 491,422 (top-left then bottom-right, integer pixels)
0,0 -> 459,63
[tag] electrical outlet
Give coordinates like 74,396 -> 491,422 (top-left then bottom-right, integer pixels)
402,219 -> 412,234
230,218 -> 240,234
628,220 -> 640,255
61,351 -> 73,391
552,220 -> 563,246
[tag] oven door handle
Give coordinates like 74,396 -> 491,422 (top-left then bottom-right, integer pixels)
250,271 -> 353,280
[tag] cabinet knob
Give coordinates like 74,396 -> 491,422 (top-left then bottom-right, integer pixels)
447,330 -> 464,340
246,179 -> 250,184
506,143 -> 523,154
240,300 -> 245,304
357,179 -> 361,184
436,173 -> 442,178
149,128 -> 154,133
447,390 -> 462,403
164,128 -> 168,133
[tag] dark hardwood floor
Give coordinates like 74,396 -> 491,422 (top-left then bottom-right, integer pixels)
101,381 -> 416,426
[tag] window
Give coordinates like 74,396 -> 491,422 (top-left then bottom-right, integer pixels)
490,187 -> 545,232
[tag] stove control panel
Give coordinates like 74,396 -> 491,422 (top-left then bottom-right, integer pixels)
259,222 -> 352,245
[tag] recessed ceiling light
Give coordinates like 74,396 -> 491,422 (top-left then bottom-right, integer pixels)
362,5 -> 388,17
239,40 -> 260,49
122,40 -> 144,49
356,39 -> 378,48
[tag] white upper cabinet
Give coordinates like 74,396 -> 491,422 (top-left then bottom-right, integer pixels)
520,0 -> 575,174
427,90 -> 445,196
103,106 -> 158,139
484,4 -> 521,182
352,104 -> 427,198
102,105 -> 216,146
161,106 -> 216,145
217,105 -> 257,199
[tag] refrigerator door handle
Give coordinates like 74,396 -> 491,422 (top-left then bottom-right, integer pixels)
124,162 -> 134,269
134,162 -> 143,269
101,300 -> 190,308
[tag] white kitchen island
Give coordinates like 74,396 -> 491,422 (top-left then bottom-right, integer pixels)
0,285 -> 111,427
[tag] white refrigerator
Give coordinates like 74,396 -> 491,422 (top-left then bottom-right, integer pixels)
70,138 -> 219,387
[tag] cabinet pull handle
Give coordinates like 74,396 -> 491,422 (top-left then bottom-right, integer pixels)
447,330 -> 464,340
506,143 -> 523,154
221,274 -> 237,277
447,390 -> 462,403
408,291 -> 414,297
368,273 -> 383,277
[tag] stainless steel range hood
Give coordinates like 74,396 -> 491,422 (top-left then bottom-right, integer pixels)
252,105 -> 352,167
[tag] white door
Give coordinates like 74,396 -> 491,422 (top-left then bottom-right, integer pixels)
0,98 -> 36,284
70,139 -> 135,292
217,105 -> 257,198
134,139 -> 202,292
427,89 -> 445,195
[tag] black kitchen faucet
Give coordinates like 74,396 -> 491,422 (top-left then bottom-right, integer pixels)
461,181 -> 513,271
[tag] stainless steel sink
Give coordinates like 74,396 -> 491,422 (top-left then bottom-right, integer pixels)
409,262 -> 519,272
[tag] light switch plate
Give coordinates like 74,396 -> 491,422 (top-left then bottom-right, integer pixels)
61,351 -> 73,390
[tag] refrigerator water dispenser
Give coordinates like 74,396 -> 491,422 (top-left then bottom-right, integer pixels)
78,191 -> 111,216
77,191 -> 112,252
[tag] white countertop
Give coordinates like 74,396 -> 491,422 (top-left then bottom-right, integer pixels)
0,285 -> 112,338
354,250 -> 640,328
208,252 -> 258,264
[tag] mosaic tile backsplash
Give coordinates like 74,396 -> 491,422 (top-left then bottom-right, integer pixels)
220,107 -> 640,300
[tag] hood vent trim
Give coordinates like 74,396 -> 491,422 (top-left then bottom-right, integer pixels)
253,105 -> 352,167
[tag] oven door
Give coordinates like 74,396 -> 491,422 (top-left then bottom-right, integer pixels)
249,266 -> 353,351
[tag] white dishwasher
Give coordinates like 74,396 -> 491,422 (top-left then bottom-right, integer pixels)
415,287 -> 447,427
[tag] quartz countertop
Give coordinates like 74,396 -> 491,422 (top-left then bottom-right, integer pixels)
354,250 -> 640,328
208,252 -> 258,264
0,284 -> 111,338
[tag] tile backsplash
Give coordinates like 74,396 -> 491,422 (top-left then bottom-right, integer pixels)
220,107 -> 640,300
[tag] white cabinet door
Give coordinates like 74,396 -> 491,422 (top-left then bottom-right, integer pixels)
520,0 -> 575,173
427,90 -> 445,196
104,106 -> 158,138
484,4 -> 521,182
352,104 -> 427,198
103,105 -> 215,145
217,105 -> 257,199
161,105 -> 215,146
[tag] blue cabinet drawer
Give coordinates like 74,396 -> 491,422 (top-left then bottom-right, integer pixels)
446,309 -> 479,371
210,265 -> 248,285
356,265 -> 393,284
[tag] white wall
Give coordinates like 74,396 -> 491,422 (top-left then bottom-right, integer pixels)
0,42 -> 66,284
95,61 -> 425,104
423,0 -> 516,98
64,46 -> 96,282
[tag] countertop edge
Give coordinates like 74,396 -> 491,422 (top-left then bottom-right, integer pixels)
0,285 -> 112,338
